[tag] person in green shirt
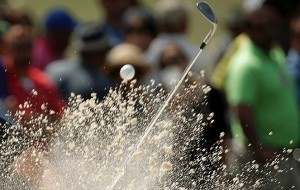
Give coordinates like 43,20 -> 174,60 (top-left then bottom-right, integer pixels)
224,4 -> 300,189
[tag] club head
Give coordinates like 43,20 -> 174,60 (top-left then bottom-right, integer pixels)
196,1 -> 218,24
196,1 -> 218,45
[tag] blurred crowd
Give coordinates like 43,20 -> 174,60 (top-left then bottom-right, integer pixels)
0,0 -> 300,189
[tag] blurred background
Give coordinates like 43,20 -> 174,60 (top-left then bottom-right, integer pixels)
6,0 -> 242,45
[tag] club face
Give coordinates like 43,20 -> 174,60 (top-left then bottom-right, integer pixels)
196,1 -> 218,25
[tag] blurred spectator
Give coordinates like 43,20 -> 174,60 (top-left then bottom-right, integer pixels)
146,0 -> 196,63
2,9 -> 33,28
46,22 -> 116,101
0,62 -> 8,120
130,0 -> 140,6
144,0 -> 196,83
287,8 -> 300,108
212,0 -> 300,92
224,5 -> 300,189
158,42 -> 188,92
98,0 -> 137,46
0,20 -> 9,120
2,24 -> 66,151
122,6 -> 157,52
0,0 -> 7,18
105,42 -> 151,85
31,7 -> 77,70
263,0 -> 300,53
0,14 -> 30,122
244,0 -> 300,53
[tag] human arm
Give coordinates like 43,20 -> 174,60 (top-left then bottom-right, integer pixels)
232,104 -> 277,163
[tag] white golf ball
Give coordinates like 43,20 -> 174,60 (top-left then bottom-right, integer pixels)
120,64 -> 135,81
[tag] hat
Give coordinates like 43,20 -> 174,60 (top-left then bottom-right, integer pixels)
73,23 -> 112,53
44,8 -> 77,31
106,43 -> 151,74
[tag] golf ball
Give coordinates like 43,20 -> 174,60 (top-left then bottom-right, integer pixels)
120,64 -> 135,81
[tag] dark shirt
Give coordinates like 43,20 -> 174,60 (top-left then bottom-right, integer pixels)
0,60 -> 8,99
46,57 -> 116,101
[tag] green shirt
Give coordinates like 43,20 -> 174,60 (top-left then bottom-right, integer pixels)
225,38 -> 300,149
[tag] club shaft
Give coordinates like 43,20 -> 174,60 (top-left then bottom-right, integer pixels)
133,46 -> 204,150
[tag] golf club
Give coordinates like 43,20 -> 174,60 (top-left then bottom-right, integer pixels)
106,2 -> 218,189
197,1 -> 218,49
